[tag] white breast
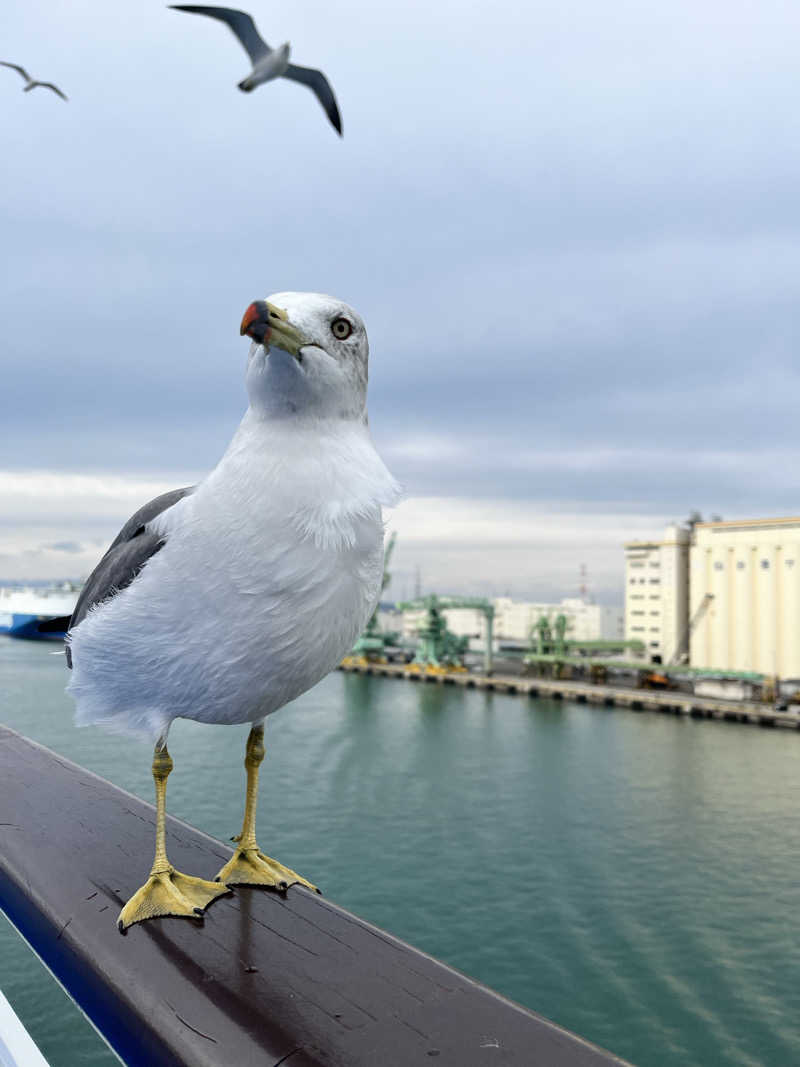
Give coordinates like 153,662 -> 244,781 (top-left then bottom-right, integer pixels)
67,416 -> 400,742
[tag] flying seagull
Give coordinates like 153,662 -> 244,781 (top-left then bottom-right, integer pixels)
66,292 -> 399,931
169,5 -> 342,135
0,61 -> 67,100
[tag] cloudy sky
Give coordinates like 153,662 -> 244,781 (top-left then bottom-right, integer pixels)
2,0 -> 800,603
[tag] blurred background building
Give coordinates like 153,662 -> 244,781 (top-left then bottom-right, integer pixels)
690,517 -> 800,681
623,515 -> 800,686
624,524 -> 690,664
385,596 -> 623,655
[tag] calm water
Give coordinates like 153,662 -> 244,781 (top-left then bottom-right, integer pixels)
2,640 -> 800,1067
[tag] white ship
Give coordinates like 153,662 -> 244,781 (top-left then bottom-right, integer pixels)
0,583 -> 81,640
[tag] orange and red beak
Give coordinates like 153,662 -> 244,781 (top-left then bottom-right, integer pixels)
240,300 -> 272,345
240,300 -> 308,358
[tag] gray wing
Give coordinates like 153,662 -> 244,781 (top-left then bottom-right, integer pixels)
32,82 -> 68,101
0,61 -> 31,82
169,6 -> 271,65
282,63 -> 342,135
65,486 -> 194,667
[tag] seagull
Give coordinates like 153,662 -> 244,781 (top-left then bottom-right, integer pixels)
66,292 -> 399,931
170,5 -> 342,135
0,61 -> 68,100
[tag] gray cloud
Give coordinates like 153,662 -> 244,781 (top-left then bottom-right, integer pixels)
43,540 -> 84,553
3,0 -> 800,590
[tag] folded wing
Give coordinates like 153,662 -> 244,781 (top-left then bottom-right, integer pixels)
66,487 -> 195,666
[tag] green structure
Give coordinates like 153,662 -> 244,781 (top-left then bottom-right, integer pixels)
525,612 -> 647,678
395,595 -> 495,673
531,613 -> 572,655
530,612 -> 645,658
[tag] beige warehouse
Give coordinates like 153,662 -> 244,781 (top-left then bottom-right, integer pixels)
690,517 -> 800,680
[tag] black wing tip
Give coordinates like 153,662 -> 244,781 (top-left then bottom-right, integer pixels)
168,4 -> 251,13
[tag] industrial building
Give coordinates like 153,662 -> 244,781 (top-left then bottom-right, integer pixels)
392,606 -> 486,645
689,517 -> 800,681
393,596 -> 622,650
624,524 -> 690,664
623,514 -> 800,686
493,597 -> 622,643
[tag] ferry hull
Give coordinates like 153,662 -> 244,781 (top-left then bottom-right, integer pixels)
0,613 -> 68,641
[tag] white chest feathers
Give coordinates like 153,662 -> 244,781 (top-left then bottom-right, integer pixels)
67,417 -> 401,741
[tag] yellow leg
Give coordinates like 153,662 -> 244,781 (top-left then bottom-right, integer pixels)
118,744 -> 230,932
214,725 -> 319,893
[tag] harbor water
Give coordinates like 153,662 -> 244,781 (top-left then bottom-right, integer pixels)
2,638 -> 800,1067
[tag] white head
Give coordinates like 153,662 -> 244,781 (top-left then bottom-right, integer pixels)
241,291 -> 369,421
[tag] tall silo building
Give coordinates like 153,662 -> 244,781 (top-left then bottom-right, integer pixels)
690,517 -> 800,680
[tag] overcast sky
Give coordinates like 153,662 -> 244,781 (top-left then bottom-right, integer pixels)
2,0 -> 800,602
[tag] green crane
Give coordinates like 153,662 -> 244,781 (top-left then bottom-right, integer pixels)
395,594 -> 495,674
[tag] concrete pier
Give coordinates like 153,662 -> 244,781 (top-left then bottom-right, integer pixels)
338,663 -> 800,730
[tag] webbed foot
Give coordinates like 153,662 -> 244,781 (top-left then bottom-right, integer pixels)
118,867 -> 231,931
215,847 -> 319,893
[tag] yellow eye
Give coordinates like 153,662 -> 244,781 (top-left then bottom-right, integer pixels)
331,317 -> 352,340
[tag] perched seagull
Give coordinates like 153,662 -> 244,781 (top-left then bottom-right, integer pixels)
66,292 -> 399,931
170,5 -> 342,135
0,61 -> 68,100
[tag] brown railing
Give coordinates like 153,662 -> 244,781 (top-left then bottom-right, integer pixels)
0,725 -> 630,1066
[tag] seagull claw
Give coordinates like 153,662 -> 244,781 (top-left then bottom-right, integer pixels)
117,868 -> 230,931
215,846 -> 319,894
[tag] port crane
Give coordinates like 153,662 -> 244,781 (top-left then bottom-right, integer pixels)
395,595 -> 495,674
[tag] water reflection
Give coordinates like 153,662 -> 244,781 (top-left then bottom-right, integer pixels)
2,641 -> 800,1067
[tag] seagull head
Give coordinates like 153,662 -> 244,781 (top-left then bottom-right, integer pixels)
241,292 -> 369,420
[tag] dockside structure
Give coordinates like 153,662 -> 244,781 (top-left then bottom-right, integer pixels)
625,515 -> 800,684
391,597 -> 622,650
624,524 -> 690,664
690,516 -> 800,680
